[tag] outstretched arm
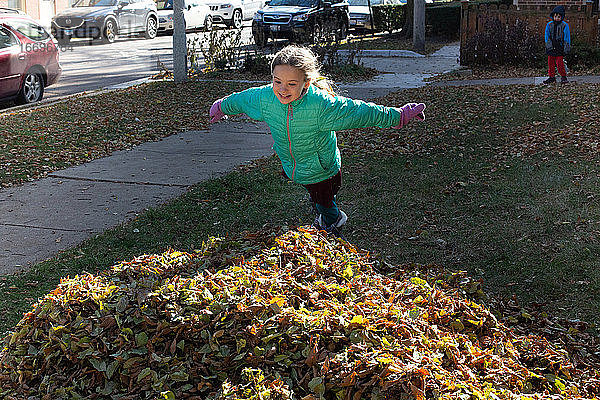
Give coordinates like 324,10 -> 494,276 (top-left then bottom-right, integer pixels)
319,94 -> 425,131
209,86 -> 267,123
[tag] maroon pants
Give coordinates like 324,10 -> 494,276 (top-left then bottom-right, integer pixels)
548,56 -> 566,78
282,169 -> 342,208
304,170 -> 342,208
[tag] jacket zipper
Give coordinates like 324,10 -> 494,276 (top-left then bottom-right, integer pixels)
287,104 -> 296,181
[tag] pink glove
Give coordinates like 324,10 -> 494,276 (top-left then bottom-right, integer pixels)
393,103 -> 426,128
209,98 -> 226,123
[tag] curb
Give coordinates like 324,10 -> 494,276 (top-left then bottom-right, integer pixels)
0,78 -> 158,116
337,49 -> 425,58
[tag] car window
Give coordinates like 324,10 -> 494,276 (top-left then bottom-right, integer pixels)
72,0 -> 117,7
5,20 -> 49,41
0,26 -> 19,49
268,0 -> 318,7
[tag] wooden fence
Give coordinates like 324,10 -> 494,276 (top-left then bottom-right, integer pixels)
460,1 -> 599,63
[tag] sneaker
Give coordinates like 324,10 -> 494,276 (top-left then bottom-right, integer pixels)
312,210 -> 348,235
543,77 -> 556,84
330,210 -> 347,230
312,214 -> 325,230
560,76 -> 568,84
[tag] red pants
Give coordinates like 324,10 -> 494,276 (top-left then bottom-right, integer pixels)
548,56 -> 566,78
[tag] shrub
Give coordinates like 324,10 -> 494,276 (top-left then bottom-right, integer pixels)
566,38 -> 600,70
189,27 -> 244,72
240,51 -> 273,75
462,17 -> 544,67
426,2 -> 461,37
372,4 -> 405,34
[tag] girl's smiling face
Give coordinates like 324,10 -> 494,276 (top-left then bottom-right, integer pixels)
272,64 -> 311,105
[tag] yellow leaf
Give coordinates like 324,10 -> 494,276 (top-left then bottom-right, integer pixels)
269,297 -> 285,307
350,315 -> 368,325
343,264 -> 354,279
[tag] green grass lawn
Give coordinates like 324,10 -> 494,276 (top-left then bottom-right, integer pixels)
1,81 -> 599,336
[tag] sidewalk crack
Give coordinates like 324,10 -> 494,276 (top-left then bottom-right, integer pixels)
0,222 -> 93,233
47,174 -> 189,188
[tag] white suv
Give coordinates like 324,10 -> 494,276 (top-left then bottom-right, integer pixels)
206,0 -> 263,28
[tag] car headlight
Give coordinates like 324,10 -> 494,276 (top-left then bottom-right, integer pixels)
292,13 -> 308,21
253,13 -> 262,21
220,3 -> 232,8
167,14 -> 173,21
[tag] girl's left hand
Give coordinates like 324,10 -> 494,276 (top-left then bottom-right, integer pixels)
394,103 -> 426,128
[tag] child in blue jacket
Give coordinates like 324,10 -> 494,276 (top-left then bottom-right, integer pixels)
544,5 -> 571,84
209,45 -> 425,237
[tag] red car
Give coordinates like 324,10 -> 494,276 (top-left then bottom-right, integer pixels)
0,9 -> 62,105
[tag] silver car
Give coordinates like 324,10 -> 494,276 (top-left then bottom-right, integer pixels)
205,0 -> 264,28
157,0 -> 213,32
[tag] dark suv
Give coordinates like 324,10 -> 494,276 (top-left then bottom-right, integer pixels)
51,0 -> 158,45
252,0 -> 349,46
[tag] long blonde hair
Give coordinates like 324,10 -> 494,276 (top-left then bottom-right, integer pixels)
270,45 -> 335,96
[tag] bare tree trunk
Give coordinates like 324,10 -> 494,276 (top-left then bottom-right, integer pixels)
413,0 -> 425,52
401,0 -> 414,38
173,0 -> 187,82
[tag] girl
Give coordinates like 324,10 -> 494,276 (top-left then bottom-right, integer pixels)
209,45 -> 425,237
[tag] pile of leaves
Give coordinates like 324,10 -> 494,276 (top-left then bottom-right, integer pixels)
1,227 -> 599,399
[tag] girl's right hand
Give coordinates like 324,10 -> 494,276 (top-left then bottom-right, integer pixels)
394,103 -> 426,128
209,98 -> 226,123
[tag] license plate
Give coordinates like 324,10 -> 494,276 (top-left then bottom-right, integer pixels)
270,25 -> 280,32
64,29 -> 73,35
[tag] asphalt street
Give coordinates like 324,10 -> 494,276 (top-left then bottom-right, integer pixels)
42,22 -> 255,102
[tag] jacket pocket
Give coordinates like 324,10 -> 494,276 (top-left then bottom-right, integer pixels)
316,150 -> 333,171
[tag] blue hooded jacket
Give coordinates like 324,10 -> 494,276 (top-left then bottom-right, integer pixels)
545,5 -> 571,56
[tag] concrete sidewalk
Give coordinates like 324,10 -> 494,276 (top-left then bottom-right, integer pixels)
8,42 -> 596,275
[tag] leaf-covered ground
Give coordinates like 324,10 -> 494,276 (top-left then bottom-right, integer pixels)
0,81 -> 252,186
1,227 -> 599,399
339,84 -> 599,162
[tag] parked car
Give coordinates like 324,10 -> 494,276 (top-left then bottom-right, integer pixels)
252,0 -> 349,46
157,0 -> 213,33
348,0 -> 403,31
51,0 -> 158,45
206,0 -> 263,29
0,10 -> 62,104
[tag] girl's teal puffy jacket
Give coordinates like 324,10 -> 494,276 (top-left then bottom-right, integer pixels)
220,84 -> 402,185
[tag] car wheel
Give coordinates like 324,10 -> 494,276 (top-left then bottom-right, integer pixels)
230,9 -> 242,29
253,29 -> 267,47
103,19 -> 117,43
204,14 -> 213,31
56,35 -> 71,46
310,23 -> 321,44
145,17 -> 158,38
16,71 -> 44,105
336,22 -> 347,41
